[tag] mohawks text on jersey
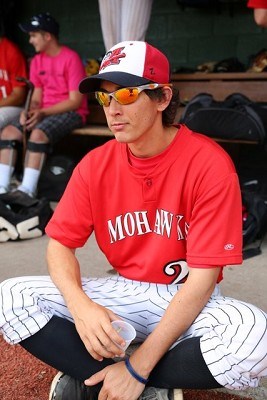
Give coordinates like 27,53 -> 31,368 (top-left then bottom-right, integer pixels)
108,208 -> 189,244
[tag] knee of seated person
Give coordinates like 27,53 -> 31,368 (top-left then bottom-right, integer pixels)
29,128 -> 49,143
1,125 -> 22,140
0,277 -> 19,300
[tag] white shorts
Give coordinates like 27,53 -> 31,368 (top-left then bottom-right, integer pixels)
0,107 -> 23,130
0,274 -> 267,390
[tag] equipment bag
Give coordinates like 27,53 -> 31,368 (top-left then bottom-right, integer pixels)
38,154 -> 76,202
180,93 -> 267,144
242,190 -> 267,258
0,197 -> 53,242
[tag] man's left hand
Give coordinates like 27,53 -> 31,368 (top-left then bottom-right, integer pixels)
85,360 -> 145,400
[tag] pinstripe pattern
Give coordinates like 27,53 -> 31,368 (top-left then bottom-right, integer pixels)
0,274 -> 267,389
98,0 -> 153,51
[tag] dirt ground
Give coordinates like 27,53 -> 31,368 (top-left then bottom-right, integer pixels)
0,336 -> 254,400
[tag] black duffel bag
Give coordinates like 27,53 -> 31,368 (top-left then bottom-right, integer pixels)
0,196 -> 53,242
38,154 -> 76,202
180,93 -> 267,144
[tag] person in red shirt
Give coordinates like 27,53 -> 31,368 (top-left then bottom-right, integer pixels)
0,12 -> 88,197
0,41 -> 267,400
248,0 -> 267,27
0,35 -> 27,130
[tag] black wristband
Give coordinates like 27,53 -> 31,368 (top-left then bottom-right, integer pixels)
125,357 -> 149,385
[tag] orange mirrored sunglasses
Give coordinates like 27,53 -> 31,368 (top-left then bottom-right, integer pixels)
95,83 -> 171,107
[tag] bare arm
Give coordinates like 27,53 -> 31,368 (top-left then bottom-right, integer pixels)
19,87 -> 42,126
46,238 -> 127,360
30,87 -> 43,110
29,88 -> 83,114
86,267 -> 220,400
41,90 -> 84,116
0,86 -> 27,107
128,267 -> 220,377
23,89 -> 84,130
254,8 -> 267,27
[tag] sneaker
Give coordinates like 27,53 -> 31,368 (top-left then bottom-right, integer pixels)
139,387 -> 170,400
140,387 -> 183,400
0,189 -> 38,207
49,372 -> 97,400
49,372 -> 183,400
0,186 -> 8,194
173,389 -> 183,400
17,184 -> 35,198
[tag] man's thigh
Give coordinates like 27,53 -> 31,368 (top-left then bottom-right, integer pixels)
0,107 -> 22,130
35,112 -> 83,145
82,275 -> 179,342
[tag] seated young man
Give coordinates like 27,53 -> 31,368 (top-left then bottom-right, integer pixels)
0,26 -> 28,156
0,12 -> 88,199
0,41 -> 267,400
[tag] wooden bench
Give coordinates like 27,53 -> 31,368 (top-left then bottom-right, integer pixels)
73,124 -> 112,137
172,71 -> 267,104
72,101 -> 112,137
72,125 -> 259,145
72,72 -> 267,145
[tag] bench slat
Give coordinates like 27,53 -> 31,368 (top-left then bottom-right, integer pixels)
72,125 -> 113,137
72,124 -> 259,145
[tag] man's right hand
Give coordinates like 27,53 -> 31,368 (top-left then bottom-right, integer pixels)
70,292 -> 126,361
24,109 -> 44,130
46,239 -> 126,361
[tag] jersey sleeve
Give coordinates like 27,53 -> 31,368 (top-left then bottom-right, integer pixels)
247,0 -> 267,8
45,156 -> 94,248
186,172 -> 243,266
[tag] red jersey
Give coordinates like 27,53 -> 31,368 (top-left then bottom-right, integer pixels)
46,125 -> 243,284
247,0 -> 267,7
0,38 -> 27,99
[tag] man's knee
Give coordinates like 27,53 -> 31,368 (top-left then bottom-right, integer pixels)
29,128 -> 49,143
0,277 -> 18,308
1,125 -> 22,140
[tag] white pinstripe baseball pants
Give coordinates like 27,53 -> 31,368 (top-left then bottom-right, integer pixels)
0,274 -> 267,390
98,0 -> 153,51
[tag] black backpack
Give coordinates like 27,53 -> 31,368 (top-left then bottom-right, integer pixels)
0,197 -> 53,242
242,190 -> 267,259
180,93 -> 267,144
38,154 -> 76,202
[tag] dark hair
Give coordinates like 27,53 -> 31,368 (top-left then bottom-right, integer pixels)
145,86 -> 180,126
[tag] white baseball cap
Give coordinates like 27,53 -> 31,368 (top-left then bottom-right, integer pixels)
79,41 -> 170,93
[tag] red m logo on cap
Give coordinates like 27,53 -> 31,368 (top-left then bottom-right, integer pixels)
101,47 -> 126,70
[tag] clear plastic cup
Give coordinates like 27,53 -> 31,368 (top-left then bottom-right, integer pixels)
111,320 -> 136,351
